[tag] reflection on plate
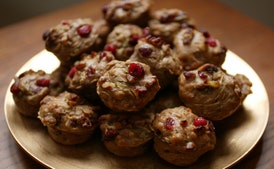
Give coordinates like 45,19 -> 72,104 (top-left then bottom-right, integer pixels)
4,50 -> 269,169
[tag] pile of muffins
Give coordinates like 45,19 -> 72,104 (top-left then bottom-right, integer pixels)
10,0 -> 252,166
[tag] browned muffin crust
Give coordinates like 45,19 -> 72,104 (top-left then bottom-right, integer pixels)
97,60 -> 160,112
38,91 -> 99,145
173,27 -> 227,70
65,51 -> 115,101
10,69 -> 59,117
152,106 -> 216,166
178,64 -> 252,121
99,111 -> 155,156
102,0 -> 152,26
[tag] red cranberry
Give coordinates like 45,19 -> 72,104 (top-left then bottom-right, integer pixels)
145,35 -> 164,47
103,128 -> 118,141
165,117 -> 175,131
193,117 -> 207,127
138,46 -> 153,57
104,44 -> 117,55
99,51 -> 107,60
129,34 -> 139,45
142,27 -> 151,37
36,78 -> 50,87
10,81 -> 20,94
75,63 -> 86,70
198,71 -> 208,80
128,63 -> 145,78
183,72 -> 196,80
77,24 -> 92,38
68,67 -> 77,78
86,66 -> 96,77
62,21 -> 70,25
180,119 -> 188,127
206,38 -> 217,47
202,30 -> 210,38
102,4 -> 109,14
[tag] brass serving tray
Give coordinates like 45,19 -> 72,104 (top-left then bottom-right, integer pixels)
4,50 -> 269,169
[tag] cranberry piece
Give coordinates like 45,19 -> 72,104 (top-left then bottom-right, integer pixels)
62,21 -> 70,25
193,117 -> 207,127
10,81 -> 20,94
198,71 -> 208,80
102,4 -> 109,14
206,38 -> 217,47
142,27 -> 151,37
104,44 -> 117,55
99,51 -> 107,60
124,47 -> 134,57
129,34 -> 139,45
75,63 -> 86,70
201,30 -> 210,38
183,72 -> 196,80
145,35 -> 164,47
77,24 -> 92,38
103,128 -> 118,141
180,119 -> 188,127
128,63 -> 145,78
36,78 -> 50,87
86,66 -> 96,77
138,46 -> 153,57
68,67 -> 77,78
165,117 -> 175,131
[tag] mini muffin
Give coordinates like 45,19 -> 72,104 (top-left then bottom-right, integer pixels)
10,69 -> 61,117
178,64 -> 252,121
104,24 -> 142,60
42,18 -> 99,65
102,0 -> 152,26
97,60 -> 160,112
152,106 -> 216,166
129,35 -> 182,88
99,111 -> 155,157
148,8 -> 191,44
173,27 -> 227,70
38,91 -> 99,145
65,51 -> 115,101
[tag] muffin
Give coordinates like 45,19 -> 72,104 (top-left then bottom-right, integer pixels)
152,106 -> 216,166
42,18 -> 99,65
97,60 -> 160,112
129,34 -> 182,88
173,27 -> 227,70
148,8 -> 191,44
99,111 -> 155,157
38,91 -> 99,145
102,0 -> 152,26
10,69 -> 61,117
65,51 -> 115,101
104,24 -> 142,60
178,63 -> 252,121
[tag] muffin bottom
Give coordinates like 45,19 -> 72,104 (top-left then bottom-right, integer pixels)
154,138 -> 211,166
103,140 -> 151,157
47,127 -> 92,145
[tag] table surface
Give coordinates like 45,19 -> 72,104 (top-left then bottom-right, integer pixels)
0,0 -> 273,168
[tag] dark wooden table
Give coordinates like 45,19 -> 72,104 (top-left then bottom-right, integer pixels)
1,0 -> 273,168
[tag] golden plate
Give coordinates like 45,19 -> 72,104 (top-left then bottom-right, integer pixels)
4,50 -> 269,169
